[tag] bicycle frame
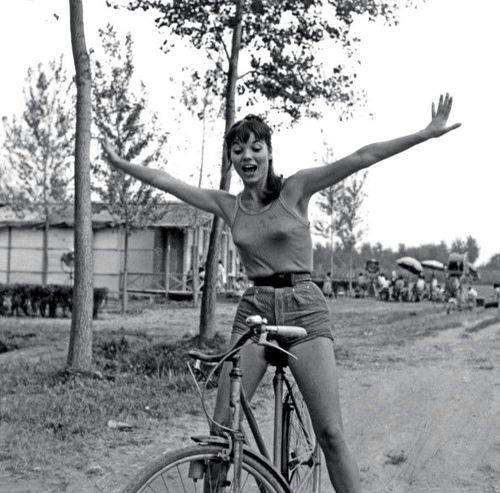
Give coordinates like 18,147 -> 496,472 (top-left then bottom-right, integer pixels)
227,350 -> 314,492
187,319 -> 319,492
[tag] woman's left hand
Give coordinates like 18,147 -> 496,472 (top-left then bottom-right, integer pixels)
424,93 -> 461,138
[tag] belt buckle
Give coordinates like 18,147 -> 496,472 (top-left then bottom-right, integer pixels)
276,272 -> 290,287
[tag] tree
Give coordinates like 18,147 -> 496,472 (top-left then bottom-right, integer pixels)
116,0 -> 419,339
92,25 -> 168,313
333,171 -> 367,292
2,57 -> 75,285
450,235 -> 480,264
314,144 -> 341,277
179,71 -> 221,308
450,238 -> 466,254
484,253 -> 500,269
67,0 -> 94,372
465,235 -> 480,264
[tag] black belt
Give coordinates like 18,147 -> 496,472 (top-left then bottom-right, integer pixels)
252,272 -> 311,288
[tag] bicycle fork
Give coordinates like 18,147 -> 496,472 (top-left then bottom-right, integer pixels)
229,354 -> 245,493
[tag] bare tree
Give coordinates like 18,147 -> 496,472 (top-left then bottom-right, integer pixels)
2,57 -> 74,285
165,70 -> 220,308
67,0 -> 94,372
334,172 -> 367,293
92,25 -> 168,313
314,144 -> 342,277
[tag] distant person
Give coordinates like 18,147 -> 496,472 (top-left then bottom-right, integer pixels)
198,266 -> 205,290
322,272 -> 333,298
415,274 -> 426,302
234,267 -> 248,295
393,275 -> 405,302
430,274 -> 438,301
357,272 -> 368,298
494,283 -> 500,313
217,260 -> 227,293
377,273 -> 390,301
467,286 -> 478,309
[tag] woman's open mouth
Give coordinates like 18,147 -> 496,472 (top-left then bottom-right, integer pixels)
242,163 -> 258,176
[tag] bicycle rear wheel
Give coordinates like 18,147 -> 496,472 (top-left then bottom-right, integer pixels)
122,444 -> 289,493
282,385 -> 322,492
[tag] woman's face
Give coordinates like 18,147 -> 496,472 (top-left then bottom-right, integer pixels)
230,132 -> 271,187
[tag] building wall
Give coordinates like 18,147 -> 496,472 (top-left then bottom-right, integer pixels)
0,223 -> 240,293
0,228 -> 10,283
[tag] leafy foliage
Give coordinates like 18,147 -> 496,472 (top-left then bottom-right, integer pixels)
1,57 -> 74,215
118,0 -> 416,120
450,235 -> 480,264
92,24 -> 168,229
313,237 -> 483,278
483,253 -> 500,269
333,171 -> 367,250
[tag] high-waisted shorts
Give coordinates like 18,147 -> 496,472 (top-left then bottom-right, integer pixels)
232,280 -> 334,349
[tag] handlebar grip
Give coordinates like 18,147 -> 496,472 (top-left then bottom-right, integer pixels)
267,325 -> 307,338
245,314 -> 267,327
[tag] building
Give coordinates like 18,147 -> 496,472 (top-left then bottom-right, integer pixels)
0,202 -> 239,296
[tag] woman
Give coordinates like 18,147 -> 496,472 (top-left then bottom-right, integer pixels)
102,94 -> 459,492
322,271 -> 333,297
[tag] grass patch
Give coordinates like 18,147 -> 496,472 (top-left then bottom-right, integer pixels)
93,330 -> 227,378
0,330 -> 228,475
0,298 -> 491,484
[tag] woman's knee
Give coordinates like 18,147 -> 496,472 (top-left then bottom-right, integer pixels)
316,422 -> 347,453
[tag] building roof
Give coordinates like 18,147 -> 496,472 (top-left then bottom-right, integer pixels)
154,202 -> 213,228
0,201 -> 213,230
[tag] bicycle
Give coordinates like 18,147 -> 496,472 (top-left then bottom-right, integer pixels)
122,314 -> 322,492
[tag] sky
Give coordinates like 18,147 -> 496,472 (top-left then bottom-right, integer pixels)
0,0 -> 498,264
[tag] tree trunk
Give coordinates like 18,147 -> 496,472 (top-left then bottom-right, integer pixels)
192,228 -> 200,308
192,104 -> 208,308
42,212 -> 50,285
121,227 -> 129,313
67,0 -> 94,372
329,218 -> 334,278
199,0 -> 243,342
348,247 -> 353,296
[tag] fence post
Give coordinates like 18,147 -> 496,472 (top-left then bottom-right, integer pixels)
6,226 -> 12,284
164,231 -> 170,300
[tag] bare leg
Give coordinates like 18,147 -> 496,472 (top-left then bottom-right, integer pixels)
289,337 -> 361,493
211,332 -> 268,432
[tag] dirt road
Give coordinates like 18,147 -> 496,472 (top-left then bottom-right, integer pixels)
342,320 -> 500,492
2,310 -> 499,492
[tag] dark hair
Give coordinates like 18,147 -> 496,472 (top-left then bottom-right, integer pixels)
225,114 -> 283,204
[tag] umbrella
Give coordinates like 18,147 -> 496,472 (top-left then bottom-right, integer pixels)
421,259 -> 445,272
396,256 -> 423,275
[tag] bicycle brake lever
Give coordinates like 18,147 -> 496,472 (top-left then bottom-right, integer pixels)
257,340 -> 298,360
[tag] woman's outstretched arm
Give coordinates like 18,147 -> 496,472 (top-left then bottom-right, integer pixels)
293,93 -> 461,198
101,142 -> 235,222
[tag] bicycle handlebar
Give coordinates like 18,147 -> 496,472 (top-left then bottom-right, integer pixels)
186,315 -> 307,436
187,315 -> 306,364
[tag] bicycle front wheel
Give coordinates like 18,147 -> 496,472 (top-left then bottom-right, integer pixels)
282,385 -> 322,492
122,444 -> 289,493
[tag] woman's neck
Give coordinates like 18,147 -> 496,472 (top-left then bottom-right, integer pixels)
241,184 -> 267,205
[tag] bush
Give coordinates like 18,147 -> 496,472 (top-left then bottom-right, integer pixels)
93,332 -> 228,386
0,283 -> 108,319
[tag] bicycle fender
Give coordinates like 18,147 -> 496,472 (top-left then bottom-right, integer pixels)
191,435 -> 228,446
190,436 -> 292,492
